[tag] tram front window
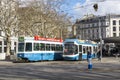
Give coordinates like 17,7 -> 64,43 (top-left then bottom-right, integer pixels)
18,43 -> 24,52
64,43 -> 78,55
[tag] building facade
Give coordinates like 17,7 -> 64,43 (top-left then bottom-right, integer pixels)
75,14 -> 120,41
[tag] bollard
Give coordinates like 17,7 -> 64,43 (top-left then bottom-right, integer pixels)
88,54 -> 92,69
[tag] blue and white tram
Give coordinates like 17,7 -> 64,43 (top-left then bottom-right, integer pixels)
63,39 -> 98,61
17,36 -> 63,61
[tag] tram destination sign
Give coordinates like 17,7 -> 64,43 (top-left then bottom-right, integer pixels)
18,37 -> 24,42
34,36 -> 63,42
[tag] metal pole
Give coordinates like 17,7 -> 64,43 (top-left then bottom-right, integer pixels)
99,18 -> 102,62
60,27 -> 62,39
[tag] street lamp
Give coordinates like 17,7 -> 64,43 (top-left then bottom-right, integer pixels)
98,18 -> 103,62
93,3 -> 102,62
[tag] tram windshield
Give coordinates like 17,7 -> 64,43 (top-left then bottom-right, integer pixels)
18,43 -> 24,52
64,43 -> 78,55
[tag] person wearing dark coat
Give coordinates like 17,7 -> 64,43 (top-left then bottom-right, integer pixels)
97,49 -> 101,60
87,50 -> 91,61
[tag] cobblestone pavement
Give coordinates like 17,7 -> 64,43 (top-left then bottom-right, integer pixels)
0,57 -> 119,80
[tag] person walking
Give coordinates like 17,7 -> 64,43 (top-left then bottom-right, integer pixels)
87,48 -> 92,69
87,48 -> 92,62
97,49 -> 101,61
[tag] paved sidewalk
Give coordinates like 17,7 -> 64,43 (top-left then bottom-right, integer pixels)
92,57 -> 120,63
0,60 -> 12,65
0,57 -> 119,65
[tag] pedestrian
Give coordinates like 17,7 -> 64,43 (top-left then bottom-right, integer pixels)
87,49 -> 91,62
87,48 -> 92,69
114,47 -> 119,59
97,49 -> 101,61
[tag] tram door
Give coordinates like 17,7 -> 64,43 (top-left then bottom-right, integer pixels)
78,45 -> 82,60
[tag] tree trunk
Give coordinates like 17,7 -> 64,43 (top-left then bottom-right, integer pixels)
6,36 -> 11,60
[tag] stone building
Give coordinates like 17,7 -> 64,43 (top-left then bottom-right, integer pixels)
75,14 -> 120,41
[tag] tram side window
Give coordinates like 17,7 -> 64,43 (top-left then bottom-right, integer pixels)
40,43 -> 45,51
83,46 -> 87,53
25,43 -> 32,51
60,45 -> 63,51
34,43 -> 39,51
86,46 -> 88,52
88,47 -> 92,53
56,44 -> 60,51
85,47 -> 87,53
93,46 -> 95,53
83,46 -> 86,53
96,47 -> 98,52
74,45 -> 78,54
79,45 -> 82,52
51,44 -> 55,51
46,44 -> 50,51
56,44 -> 63,51
18,43 -> 24,52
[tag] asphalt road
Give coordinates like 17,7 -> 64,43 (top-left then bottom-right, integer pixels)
0,57 -> 119,80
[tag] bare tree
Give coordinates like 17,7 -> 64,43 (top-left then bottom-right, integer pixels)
0,0 -> 19,57
18,0 -> 72,39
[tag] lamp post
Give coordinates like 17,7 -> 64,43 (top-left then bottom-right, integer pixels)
98,18 -> 102,62
93,3 -> 102,62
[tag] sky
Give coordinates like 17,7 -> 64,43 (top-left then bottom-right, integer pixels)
20,0 -> 120,22
64,0 -> 120,22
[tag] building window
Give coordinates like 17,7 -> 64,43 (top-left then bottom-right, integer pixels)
119,27 -> 120,31
4,41 -> 7,53
97,29 -> 98,32
113,20 -> 116,25
92,24 -> 94,27
89,24 -> 92,27
4,47 -> 6,53
4,41 -> 7,45
101,22 -> 103,26
92,29 -> 94,33
119,20 -> 120,25
0,41 -> 2,53
113,27 -> 116,31
97,23 -> 99,27
87,24 -> 89,27
94,23 -> 97,27
101,28 -> 103,32
113,33 -> 116,37
0,30 -> 2,36
88,30 -> 90,33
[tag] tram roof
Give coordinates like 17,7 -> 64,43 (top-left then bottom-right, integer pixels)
64,39 -> 97,45
18,37 -> 63,43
